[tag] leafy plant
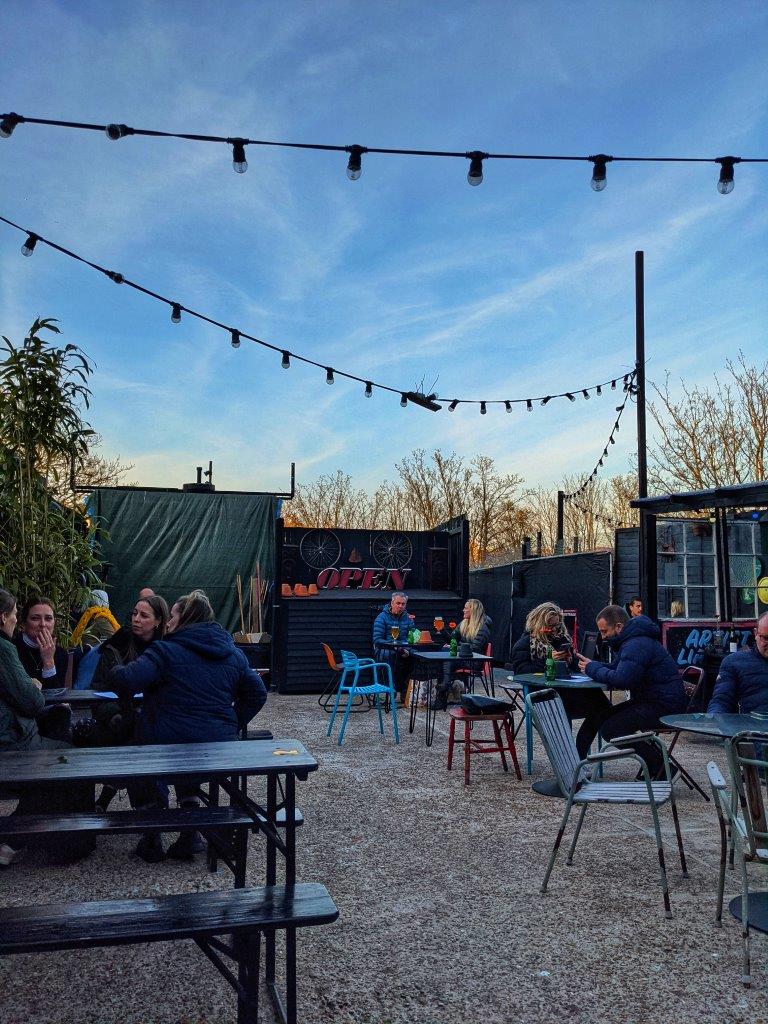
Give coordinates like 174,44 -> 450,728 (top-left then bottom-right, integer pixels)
0,318 -> 104,636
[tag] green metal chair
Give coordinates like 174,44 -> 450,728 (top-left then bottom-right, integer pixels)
527,688 -> 688,918
707,730 -> 768,987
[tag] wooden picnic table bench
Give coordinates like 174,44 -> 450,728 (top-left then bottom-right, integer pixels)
0,882 -> 339,1024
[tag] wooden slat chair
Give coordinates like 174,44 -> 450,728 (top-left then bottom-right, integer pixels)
707,730 -> 768,987
527,688 -> 689,919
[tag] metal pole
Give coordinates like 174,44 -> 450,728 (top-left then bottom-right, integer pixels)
635,251 -> 648,499
556,490 -> 565,555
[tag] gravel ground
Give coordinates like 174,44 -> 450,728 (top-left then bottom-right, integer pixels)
0,689 -> 765,1024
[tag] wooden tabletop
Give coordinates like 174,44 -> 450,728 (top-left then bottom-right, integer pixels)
0,739 -> 318,785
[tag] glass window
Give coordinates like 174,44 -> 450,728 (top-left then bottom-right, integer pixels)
685,588 -> 718,619
684,522 -> 714,553
658,588 -> 686,618
657,555 -> 685,586
657,522 -> 683,555
686,555 -> 715,587
657,518 -> 718,619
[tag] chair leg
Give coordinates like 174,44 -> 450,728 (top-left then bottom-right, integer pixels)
464,719 -> 471,785
645,792 -> 673,918
326,678 -> 346,737
502,714 -> 522,780
447,716 -> 456,770
668,788 -> 689,877
713,807 -> 727,927
375,692 -> 385,735
492,720 -> 508,772
565,803 -> 588,865
738,849 -> 752,986
541,791 -> 576,893
337,691 -> 356,745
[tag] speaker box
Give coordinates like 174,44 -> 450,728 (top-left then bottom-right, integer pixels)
281,545 -> 299,584
427,547 -> 450,590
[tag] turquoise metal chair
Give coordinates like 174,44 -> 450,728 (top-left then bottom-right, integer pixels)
327,650 -> 400,746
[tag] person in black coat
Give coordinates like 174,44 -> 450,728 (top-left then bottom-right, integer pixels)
510,601 -> 611,752
13,596 -> 78,742
708,611 -> 768,714
576,605 -> 686,777
111,589 -> 267,862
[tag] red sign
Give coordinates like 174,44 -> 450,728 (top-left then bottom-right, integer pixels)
316,567 -> 411,591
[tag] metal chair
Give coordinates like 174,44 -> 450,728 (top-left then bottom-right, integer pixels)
527,688 -> 688,918
707,730 -> 768,987
654,665 -> 709,800
317,643 -> 367,713
327,650 -> 399,746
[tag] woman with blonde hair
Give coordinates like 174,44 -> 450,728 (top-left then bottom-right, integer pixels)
510,600 -> 611,756
451,598 -> 491,653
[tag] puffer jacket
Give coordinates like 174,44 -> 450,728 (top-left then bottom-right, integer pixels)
708,647 -> 768,715
584,615 -> 686,710
372,605 -> 414,650
0,633 -> 45,750
111,621 -> 267,744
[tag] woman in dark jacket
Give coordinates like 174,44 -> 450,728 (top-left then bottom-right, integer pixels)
111,590 -> 267,862
510,601 -> 610,754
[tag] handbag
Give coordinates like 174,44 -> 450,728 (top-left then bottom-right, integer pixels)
460,694 -> 510,715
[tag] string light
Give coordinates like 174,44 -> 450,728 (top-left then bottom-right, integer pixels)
230,138 -> 248,174
565,393 -> 575,402
400,393 -> 408,407
480,401 -> 487,415
346,145 -> 365,181
582,389 -> 589,399
21,233 -> 37,257
596,385 -> 602,396
4,111 -> 764,190
466,151 -> 486,186
716,156 -> 739,194
0,212 -> 635,414
589,154 -> 611,191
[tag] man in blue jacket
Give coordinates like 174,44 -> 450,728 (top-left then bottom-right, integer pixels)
575,605 -> 686,778
708,612 -> 768,715
373,592 -> 413,700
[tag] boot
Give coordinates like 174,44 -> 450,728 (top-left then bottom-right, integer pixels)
167,796 -> 206,860
135,831 -> 165,863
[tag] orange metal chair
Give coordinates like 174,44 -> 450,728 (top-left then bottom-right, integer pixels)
318,643 -> 366,713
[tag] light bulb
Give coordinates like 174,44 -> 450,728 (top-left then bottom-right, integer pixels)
346,145 -> 364,181
526,400 -> 532,412
281,351 -> 290,369
596,385 -> 602,395
400,393 -> 408,408
326,368 -> 334,385
230,329 -> 241,349
716,157 -> 737,195
566,393 -> 575,402
21,233 -> 37,257
611,380 -> 616,390
449,400 -> 458,411
0,112 -> 21,138
467,151 -> 484,186
589,154 -> 611,191
506,401 -> 513,413
540,396 -> 551,406
480,402 -> 487,415
582,390 -> 589,399
231,139 -> 248,174
364,381 -> 373,398
170,303 -> 182,323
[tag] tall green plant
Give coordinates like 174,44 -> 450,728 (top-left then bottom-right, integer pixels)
0,318 -> 103,634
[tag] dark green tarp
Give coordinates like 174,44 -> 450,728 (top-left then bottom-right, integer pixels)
90,489 -> 277,629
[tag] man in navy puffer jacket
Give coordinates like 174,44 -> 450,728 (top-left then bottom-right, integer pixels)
576,606 -> 686,777
708,611 -> 768,715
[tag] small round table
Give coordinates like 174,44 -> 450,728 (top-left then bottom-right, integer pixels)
659,712 -> 768,739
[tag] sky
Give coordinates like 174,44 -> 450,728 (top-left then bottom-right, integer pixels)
1,1 -> 767,496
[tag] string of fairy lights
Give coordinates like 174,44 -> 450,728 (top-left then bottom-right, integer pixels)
562,368 -> 638,502
0,212 -> 635,415
2,111 -> 767,192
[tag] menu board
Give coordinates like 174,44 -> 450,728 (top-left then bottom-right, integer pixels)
662,621 -> 754,668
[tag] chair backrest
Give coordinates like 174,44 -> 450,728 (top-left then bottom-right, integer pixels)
527,688 -> 586,796
339,649 -> 360,668
483,642 -> 493,681
321,643 -> 340,672
580,631 -> 598,661
726,731 -> 768,860
680,665 -> 705,707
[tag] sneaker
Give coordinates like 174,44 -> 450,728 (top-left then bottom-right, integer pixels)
134,833 -> 166,863
0,843 -> 20,866
167,831 -> 206,861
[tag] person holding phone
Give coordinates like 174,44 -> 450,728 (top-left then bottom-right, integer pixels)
510,601 -> 610,755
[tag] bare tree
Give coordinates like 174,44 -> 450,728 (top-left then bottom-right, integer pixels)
50,435 -> 134,507
648,354 -> 768,491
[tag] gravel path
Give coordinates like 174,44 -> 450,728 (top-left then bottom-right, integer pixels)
0,693 -> 764,1023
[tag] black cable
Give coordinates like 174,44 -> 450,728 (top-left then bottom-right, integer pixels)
0,212 -> 633,410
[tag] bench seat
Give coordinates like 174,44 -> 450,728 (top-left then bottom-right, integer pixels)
0,882 -> 338,954
0,805 -> 253,839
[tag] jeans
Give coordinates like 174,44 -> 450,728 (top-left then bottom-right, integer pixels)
576,699 -> 666,776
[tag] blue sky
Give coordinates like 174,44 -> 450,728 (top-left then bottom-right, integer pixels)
1,1 -> 766,494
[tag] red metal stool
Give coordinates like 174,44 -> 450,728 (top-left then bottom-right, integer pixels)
447,707 -> 522,786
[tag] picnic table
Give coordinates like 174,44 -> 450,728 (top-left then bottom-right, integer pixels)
0,738 -> 320,1023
